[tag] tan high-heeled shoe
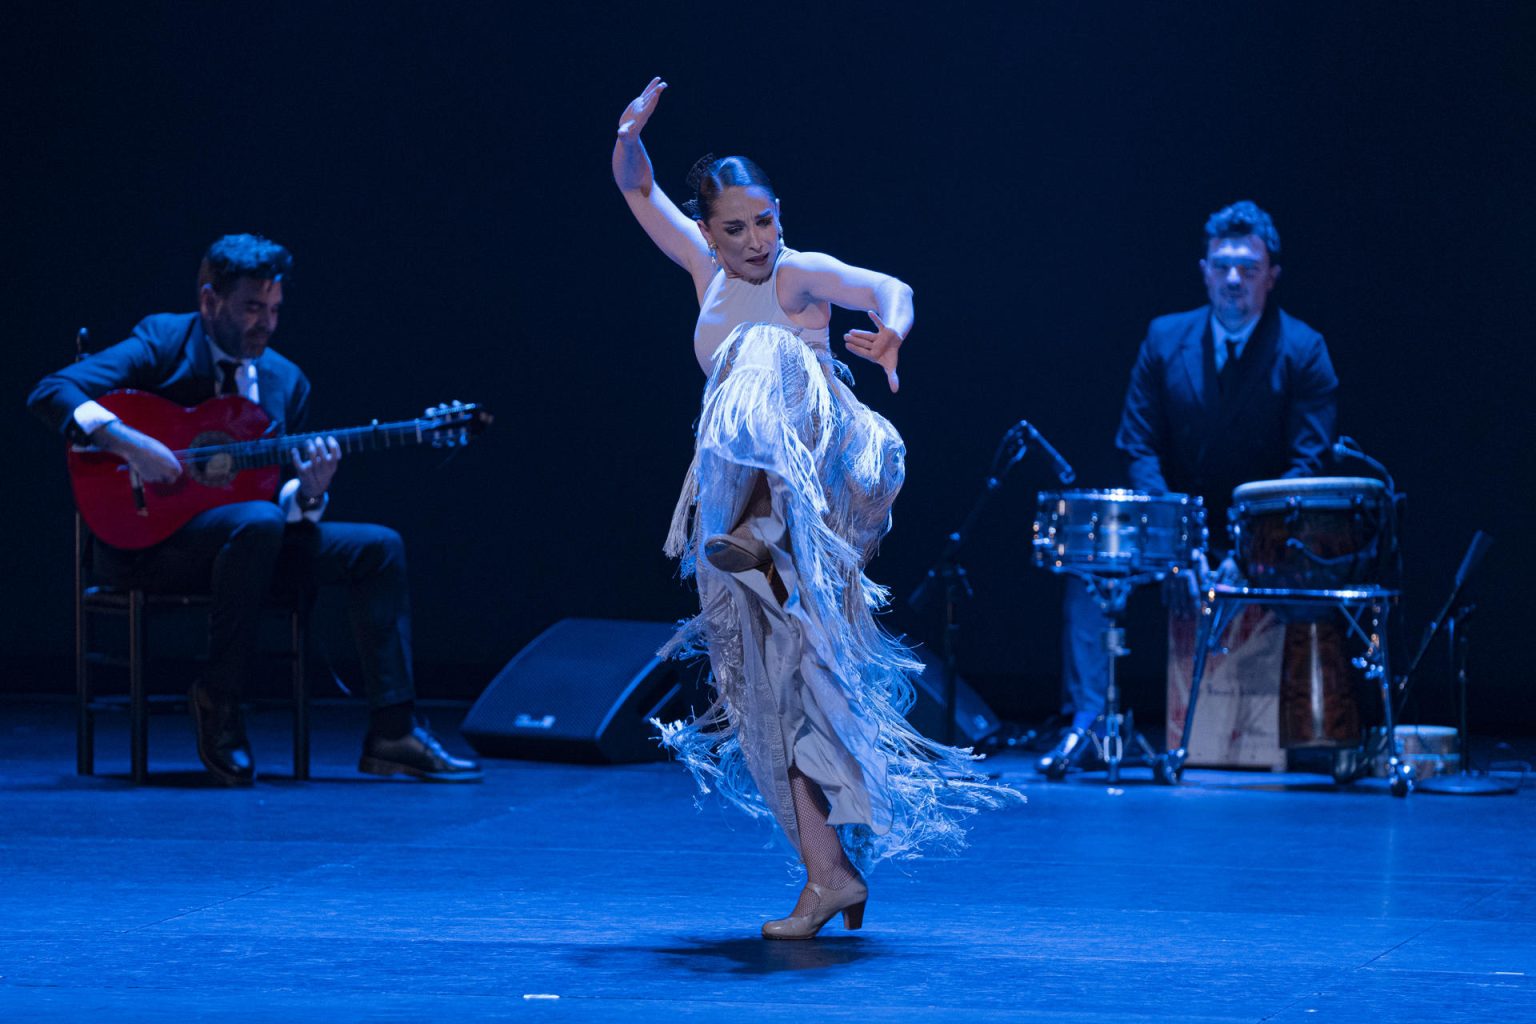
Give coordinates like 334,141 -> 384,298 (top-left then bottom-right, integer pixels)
761,879 -> 869,940
704,523 -> 770,573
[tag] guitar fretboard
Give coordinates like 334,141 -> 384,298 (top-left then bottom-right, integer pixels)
175,419 -> 443,471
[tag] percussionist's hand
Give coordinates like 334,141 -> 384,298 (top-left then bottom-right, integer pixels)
844,310 -> 902,393
291,437 -> 341,499
97,421 -> 182,484
617,77 -> 666,139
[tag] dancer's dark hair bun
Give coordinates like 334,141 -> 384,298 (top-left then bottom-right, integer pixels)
683,153 -> 775,222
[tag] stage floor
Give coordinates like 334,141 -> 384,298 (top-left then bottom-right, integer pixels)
1,698 -> 1532,1023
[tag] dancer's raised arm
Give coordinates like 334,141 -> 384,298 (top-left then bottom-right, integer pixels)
613,78 -> 714,293
780,253 -> 914,392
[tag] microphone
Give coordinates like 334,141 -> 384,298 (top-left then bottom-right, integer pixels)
1332,435 -> 1362,463
1331,434 -> 1396,494
1021,421 -> 1076,484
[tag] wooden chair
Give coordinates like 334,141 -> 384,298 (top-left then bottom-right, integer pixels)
73,513 -> 312,783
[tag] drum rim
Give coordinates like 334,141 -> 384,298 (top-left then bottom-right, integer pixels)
1231,476 -> 1386,501
1038,488 -> 1201,505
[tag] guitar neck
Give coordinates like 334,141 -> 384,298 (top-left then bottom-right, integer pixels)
175,419 -> 435,470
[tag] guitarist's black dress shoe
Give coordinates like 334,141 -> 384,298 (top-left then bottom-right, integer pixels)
189,682 -> 256,786
359,725 -> 482,782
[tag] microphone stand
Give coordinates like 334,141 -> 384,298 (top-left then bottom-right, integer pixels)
909,422 -> 1035,745
1407,532 -> 1512,795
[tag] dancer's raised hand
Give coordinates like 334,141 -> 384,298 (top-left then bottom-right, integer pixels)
618,77 -> 667,139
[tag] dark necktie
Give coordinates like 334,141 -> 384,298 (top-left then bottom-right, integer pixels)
1218,338 -> 1240,393
217,359 -> 242,397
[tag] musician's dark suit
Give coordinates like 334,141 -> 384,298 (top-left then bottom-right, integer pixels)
28,312 -> 415,710
1059,303 -> 1339,731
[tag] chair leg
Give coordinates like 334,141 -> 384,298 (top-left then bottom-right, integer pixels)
75,592 -> 93,776
291,610 -> 310,781
129,589 -> 148,784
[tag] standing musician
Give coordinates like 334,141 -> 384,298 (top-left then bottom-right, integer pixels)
1037,201 -> 1340,775
28,234 -> 480,786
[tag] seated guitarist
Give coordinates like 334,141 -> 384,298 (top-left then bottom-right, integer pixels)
27,233 -> 480,786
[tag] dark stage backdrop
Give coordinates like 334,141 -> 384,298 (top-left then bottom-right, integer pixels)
5,4 -> 1532,732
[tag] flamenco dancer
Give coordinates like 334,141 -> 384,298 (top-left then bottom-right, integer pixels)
613,77 -> 1018,940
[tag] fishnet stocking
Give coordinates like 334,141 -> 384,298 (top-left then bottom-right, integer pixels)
788,764 -> 860,913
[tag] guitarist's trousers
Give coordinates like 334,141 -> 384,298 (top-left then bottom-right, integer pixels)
89,500 -> 416,707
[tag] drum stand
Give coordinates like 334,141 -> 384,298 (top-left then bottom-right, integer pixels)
1156,584 -> 1415,796
1047,570 -> 1163,783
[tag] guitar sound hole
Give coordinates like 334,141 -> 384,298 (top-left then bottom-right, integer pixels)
188,431 -> 238,488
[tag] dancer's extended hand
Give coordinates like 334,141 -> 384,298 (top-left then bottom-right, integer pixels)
844,310 -> 902,393
617,77 -> 666,139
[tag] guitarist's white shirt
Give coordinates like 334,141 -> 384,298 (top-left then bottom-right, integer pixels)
69,342 -> 326,525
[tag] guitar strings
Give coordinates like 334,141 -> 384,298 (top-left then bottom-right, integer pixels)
171,412 -> 476,468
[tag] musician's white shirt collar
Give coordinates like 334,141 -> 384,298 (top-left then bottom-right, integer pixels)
1211,315 -> 1257,372
208,339 -> 261,405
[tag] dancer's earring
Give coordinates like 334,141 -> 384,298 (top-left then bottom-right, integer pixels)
709,243 -> 719,267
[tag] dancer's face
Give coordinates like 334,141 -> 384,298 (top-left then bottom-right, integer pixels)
698,186 -> 781,283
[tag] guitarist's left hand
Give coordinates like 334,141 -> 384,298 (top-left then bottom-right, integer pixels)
292,436 -> 342,499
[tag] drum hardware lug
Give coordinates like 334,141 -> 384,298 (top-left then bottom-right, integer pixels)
1101,728 -> 1124,767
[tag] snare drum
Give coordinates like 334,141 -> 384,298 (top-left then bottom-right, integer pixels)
1033,489 -> 1207,575
1229,477 -> 1391,589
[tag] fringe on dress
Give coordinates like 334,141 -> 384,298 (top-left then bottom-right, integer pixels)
656,323 -> 1021,871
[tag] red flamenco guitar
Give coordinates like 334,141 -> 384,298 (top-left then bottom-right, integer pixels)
68,390 -> 492,550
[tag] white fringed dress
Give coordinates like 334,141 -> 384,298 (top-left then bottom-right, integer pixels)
658,253 -> 1019,870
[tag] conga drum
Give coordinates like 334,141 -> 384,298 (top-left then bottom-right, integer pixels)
1229,476 -> 1392,591
1228,477 -> 1384,749
1279,619 -> 1361,748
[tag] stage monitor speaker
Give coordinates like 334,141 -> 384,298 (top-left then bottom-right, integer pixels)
906,650 -> 1002,745
463,618 -> 707,764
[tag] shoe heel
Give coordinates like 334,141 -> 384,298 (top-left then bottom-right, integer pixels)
841,900 -> 866,930
358,756 -> 399,777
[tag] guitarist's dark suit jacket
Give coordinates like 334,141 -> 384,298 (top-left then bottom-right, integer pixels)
1060,303 -> 1339,732
29,312 -> 416,709
30,312 -> 311,448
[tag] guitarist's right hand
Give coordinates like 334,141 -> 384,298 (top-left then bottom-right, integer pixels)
94,421 -> 183,484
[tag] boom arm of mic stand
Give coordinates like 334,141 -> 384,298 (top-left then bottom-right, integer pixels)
1398,530 -> 1494,686
907,475 -> 999,612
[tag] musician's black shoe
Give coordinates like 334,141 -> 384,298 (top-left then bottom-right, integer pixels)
189,681 -> 256,787
359,725 -> 483,782
1035,727 -> 1093,780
